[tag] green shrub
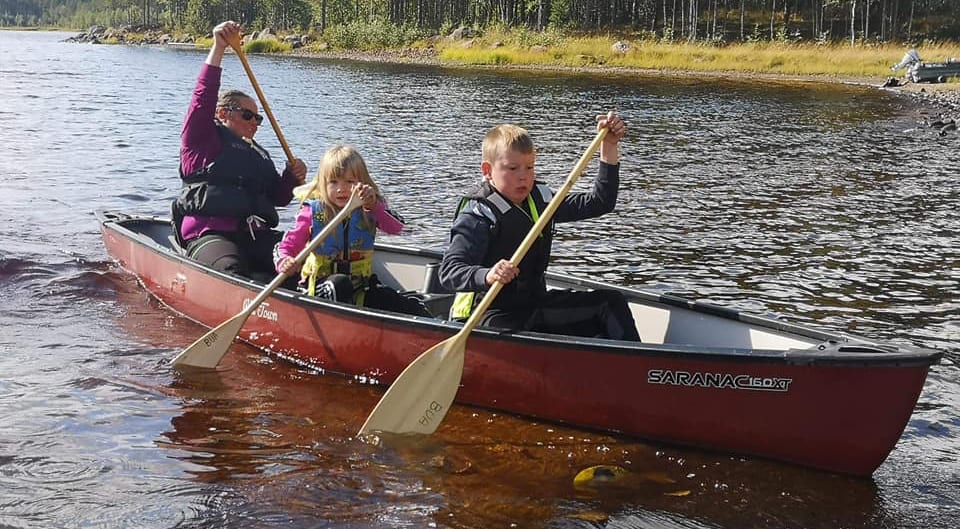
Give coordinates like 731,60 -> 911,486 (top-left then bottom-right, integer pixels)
322,19 -> 425,50
244,39 -> 292,54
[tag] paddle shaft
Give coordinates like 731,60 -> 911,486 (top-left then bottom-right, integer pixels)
457,127 -> 609,337
225,33 -> 295,164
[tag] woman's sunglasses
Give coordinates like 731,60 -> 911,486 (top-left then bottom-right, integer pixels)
227,106 -> 264,125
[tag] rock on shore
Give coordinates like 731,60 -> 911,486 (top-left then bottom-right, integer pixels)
884,81 -> 960,135
64,24 -> 186,45
63,24 -> 309,48
897,83 -> 960,112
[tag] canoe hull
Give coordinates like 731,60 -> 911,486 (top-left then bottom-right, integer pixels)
99,212 -> 940,476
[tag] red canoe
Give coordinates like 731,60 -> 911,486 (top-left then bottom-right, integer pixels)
98,210 -> 942,476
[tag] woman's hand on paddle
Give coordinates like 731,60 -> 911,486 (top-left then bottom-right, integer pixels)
596,111 -> 626,164
212,21 -> 241,51
485,259 -> 518,286
206,21 -> 241,67
286,158 -> 307,185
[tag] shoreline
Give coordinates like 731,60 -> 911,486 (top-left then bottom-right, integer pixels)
55,24 -> 960,112
59,21 -> 960,120
288,46 -> 960,116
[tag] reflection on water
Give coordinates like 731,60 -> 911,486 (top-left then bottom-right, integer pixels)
112,284 -> 900,529
0,30 -> 957,529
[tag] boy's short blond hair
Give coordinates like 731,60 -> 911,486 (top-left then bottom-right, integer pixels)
482,124 -> 535,162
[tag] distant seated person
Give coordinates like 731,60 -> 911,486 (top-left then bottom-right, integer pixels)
439,112 -> 641,341
172,20 -> 307,280
274,145 -> 430,318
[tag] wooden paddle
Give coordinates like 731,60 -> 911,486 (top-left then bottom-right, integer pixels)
224,31 -> 295,163
358,126 -> 610,437
171,187 -> 364,369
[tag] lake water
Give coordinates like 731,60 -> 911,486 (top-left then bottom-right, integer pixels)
0,30 -> 957,528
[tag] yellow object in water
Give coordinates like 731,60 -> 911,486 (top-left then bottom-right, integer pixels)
664,489 -> 691,497
573,464 -> 628,487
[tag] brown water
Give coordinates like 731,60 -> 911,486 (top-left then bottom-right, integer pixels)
0,30 -> 957,528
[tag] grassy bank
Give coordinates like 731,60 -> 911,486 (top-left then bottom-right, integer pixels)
433,31 -> 960,79
55,23 -> 960,82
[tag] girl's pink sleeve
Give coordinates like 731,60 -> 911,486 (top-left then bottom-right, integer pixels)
275,205 -> 313,271
370,200 -> 404,235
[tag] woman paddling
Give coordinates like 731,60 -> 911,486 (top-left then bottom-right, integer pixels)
173,20 -> 308,281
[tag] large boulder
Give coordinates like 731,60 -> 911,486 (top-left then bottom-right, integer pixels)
257,28 -> 278,41
449,26 -> 473,40
102,27 -> 127,40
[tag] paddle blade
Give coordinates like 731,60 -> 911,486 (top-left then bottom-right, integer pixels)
358,335 -> 466,436
170,311 -> 249,368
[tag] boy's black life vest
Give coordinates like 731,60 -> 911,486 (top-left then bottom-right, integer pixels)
451,182 -> 555,317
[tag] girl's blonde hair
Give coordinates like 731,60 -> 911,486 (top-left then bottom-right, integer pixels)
297,145 -> 382,222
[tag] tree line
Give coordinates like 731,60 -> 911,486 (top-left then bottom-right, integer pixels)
2,0 -> 958,43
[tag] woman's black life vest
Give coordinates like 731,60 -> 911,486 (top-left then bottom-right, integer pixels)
173,123 -> 282,241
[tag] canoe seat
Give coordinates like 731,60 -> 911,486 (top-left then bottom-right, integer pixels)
167,234 -> 186,256
407,292 -> 455,320
422,261 -> 451,294
412,262 -> 455,319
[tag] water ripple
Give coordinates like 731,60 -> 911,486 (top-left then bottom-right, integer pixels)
76,484 -> 244,529
0,454 -> 110,485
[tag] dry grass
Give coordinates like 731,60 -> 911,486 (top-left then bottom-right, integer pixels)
437,34 -> 960,78
192,36 -> 292,54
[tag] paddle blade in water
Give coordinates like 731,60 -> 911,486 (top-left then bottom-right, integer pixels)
170,190 -> 362,370
358,335 -> 466,436
171,311 -> 248,368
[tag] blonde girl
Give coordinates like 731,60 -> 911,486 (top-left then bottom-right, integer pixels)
274,145 -> 430,317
